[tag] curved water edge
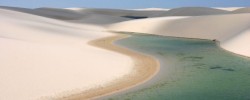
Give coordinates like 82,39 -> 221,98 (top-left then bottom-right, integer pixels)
101,33 -> 250,100
60,34 -> 159,100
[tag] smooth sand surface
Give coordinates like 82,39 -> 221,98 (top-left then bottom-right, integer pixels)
58,34 -> 159,100
0,8 -> 134,100
1,6 -> 250,100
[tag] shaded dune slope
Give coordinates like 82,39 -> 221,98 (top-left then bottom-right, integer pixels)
154,7 -> 229,16
232,7 -> 250,13
0,6 -> 131,25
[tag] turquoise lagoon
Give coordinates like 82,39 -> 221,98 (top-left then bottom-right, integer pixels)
101,33 -> 250,100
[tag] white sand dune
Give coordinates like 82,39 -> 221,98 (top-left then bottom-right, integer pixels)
215,7 -> 243,11
35,8 -> 132,25
109,13 -> 250,57
132,8 -> 170,11
66,8 -> 165,17
0,6 -> 131,25
1,6 -> 248,26
0,8 -> 133,100
232,7 -> 250,13
1,6 -> 250,100
65,7 -> 239,19
34,7 -> 89,20
0,6 -> 80,20
153,7 -> 229,16
69,14 -> 131,25
69,7 -> 229,17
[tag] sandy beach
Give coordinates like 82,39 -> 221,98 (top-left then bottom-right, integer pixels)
58,34 -> 159,100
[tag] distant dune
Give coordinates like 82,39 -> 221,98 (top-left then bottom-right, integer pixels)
154,7 -> 229,16
0,6 -> 131,25
133,8 -> 170,11
216,7 -> 243,11
109,13 -> 250,57
232,7 -> 250,13
0,6 -> 86,20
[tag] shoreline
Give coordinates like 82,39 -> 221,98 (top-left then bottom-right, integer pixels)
60,34 -> 160,100
116,31 -> 250,59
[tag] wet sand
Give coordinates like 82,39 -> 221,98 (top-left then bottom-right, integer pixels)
59,34 -> 160,100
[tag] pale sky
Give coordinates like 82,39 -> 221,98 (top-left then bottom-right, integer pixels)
0,0 -> 249,9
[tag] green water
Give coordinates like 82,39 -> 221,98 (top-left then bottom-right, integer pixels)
102,34 -> 250,100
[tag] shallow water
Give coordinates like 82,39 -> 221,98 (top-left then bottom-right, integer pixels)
101,33 -> 250,100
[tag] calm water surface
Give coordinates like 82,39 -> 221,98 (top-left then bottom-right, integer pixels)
101,33 -> 250,100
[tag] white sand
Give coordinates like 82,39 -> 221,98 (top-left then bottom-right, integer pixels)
132,8 -> 170,11
232,7 -> 250,13
0,8 -> 133,100
1,6 -> 250,100
215,7 -> 243,11
109,13 -> 250,57
155,7 -> 229,16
